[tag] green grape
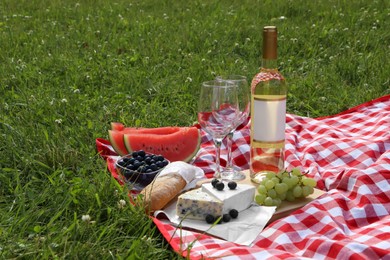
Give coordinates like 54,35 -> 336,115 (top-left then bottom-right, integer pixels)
265,180 -> 275,190
276,172 -> 284,179
267,189 -> 277,199
273,198 -> 282,207
264,196 -> 274,206
291,168 -> 302,176
257,185 -> 267,195
275,183 -> 288,195
302,177 -> 317,187
255,194 -> 266,204
271,177 -> 280,185
290,175 -> 299,186
282,177 -> 294,189
286,190 -> 296,202
292,185 -> 303,198
279,192 -> 287,201
282,171 -> 290,178
302,185 -> 314,197
302,186 -> 311,197
266,172 -> 276,179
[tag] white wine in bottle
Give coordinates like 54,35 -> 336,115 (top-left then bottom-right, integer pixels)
250,26 -> 287,183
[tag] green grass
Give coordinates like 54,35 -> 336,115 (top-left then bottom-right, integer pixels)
1,0 -> 389,258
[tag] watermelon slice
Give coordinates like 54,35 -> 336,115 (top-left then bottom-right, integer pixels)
108,130 -> 129,155
110,122 -> 125,131
123,127 -> 201,162
108,126 -> 183,156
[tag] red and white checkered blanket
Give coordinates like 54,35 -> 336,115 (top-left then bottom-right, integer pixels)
96,95 -> 390,260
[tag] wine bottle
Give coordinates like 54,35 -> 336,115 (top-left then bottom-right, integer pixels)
250,26 -> 287,183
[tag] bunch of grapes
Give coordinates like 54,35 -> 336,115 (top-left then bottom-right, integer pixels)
255,168 -> 317,207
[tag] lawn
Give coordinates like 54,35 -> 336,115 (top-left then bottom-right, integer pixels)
0,0 -> 389,259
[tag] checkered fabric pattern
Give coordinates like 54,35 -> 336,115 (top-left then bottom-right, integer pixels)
96,95 -> 390,259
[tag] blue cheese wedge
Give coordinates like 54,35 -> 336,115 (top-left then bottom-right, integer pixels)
201,182 -> 255,213
176,188 -> 223,220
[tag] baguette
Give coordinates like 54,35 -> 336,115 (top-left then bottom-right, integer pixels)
140,173 -> 187,213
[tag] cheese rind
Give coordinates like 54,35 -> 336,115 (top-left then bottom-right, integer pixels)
176,188 -> 223,220
201,182 -> 255,213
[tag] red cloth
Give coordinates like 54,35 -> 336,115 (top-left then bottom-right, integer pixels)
96,95 -> 390,260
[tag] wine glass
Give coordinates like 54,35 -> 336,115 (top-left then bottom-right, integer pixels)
198,80 -> 240,179
216,75 -> 250,181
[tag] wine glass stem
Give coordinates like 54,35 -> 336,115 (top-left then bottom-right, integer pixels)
213,138 -> 223,178
226,131 -> 234,169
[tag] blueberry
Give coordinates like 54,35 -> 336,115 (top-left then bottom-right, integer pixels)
144,156 -> 152,164
162,159 -> 169,166
222,214 -> 231,222
124,170 -> 134,179
229,209 -> 239,219
156,155 -> 164,162
149,163 -> 158,172
135,155 -> 143,161
145,168 -> 153,173
215,182 -> 225,191
131,151 -> 138,158
211,178 -> 219,188
128,157 -> 135,165
117,160 -> 127,167
137,150 -> 146,157
156,161 -> 164,169
133,161 -> 142,170
125,163 -> 135,170
216,216 -> 223,224
228,181 -> 237,190
205,214 -> 215,224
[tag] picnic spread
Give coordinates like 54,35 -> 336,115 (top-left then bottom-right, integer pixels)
96,94 -> 390,259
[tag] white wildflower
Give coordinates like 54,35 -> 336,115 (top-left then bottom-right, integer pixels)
82,215 -> 91,222
61,98 -> 67,103
82,214 -> 96,224
118,199 -> 126,209
185,77 -> 192,83
55,119 -> 62,124
73,89 -> 80,93
279,16 -> 286,20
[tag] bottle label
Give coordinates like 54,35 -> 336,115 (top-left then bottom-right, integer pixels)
251,95 -> 286,148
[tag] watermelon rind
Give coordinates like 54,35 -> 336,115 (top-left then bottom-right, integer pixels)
123,127 -> 201,162
108,130 -> 128,156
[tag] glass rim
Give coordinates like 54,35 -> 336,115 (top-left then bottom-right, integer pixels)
215,75 -> 247,82
202,80 -> 237,88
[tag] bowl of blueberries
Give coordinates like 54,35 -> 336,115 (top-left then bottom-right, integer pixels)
115,150 -> 170,191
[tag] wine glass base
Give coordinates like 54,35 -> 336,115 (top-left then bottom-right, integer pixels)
220,168 -> 246,181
